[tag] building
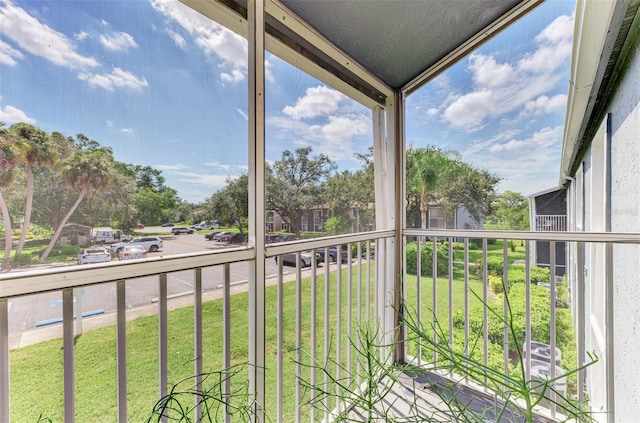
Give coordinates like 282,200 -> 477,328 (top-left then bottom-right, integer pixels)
559,1 -> 640,421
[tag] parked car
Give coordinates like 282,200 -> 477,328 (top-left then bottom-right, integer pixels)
118,245 -> 147,260
110,237 -> 163,255
315,245 -> 349,263
228,233 -> 248,244
275,251 -> 319,267
77,248 -> 112,265
172,227 -> 194,235
93,230 -> 130,244
212,232 -> 233,241
204,231 -> 220,240
137,223 -> 145,229
161,222 -> 175,227
191,221 -> 208,230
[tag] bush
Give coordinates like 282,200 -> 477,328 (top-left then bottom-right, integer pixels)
405,241 -> 449,276
10,253 -> 39,267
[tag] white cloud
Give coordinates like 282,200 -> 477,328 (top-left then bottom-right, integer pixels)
523,94 -> 567,115
235,107 -> 248,121
0,39 -> 23,65
74,30 -> 89,41
0,1 -> 98,70
0,104 -> 36,125
469,54 -> 514,88
166,29 -> 186,49
151,0 -> 249,84
438,14 -> 573,132
106,120 -> 115,127
204,161 -> 248,173
155,164 -> 191,171
488,126 -> 560,153
283,86 -> 346,120
120,127 -> 133,133
78,67 -> 149,91
99,31 -> 138,52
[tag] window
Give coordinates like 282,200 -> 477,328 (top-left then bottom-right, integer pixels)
301,214 -> 308,232
429,207 -> 446,229
313,210 -> 324,232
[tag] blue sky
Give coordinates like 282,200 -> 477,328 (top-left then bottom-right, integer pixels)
0,0 -> 575,203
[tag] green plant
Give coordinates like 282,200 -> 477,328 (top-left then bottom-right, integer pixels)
146,363 -> 258,423
405,241 -> 449,276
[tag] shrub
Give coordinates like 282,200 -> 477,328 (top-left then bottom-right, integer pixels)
405,241 -> 449,276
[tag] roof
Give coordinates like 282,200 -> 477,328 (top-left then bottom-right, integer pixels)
560,0 -> 640,179
182,0 -> 542,106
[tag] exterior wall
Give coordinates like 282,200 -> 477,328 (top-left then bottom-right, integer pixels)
571,39 -> 640,422
607,39 -> 640,421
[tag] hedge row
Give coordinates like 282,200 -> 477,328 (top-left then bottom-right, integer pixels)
405,241 -> 449,276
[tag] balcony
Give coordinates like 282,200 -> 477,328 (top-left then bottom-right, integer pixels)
1,228 -> 627,421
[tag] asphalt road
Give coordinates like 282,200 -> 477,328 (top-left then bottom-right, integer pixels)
6,228 -> 299,334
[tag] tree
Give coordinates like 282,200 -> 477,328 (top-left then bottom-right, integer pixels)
406,146 -> 454,229
491,191 -> 529,230
39,148 -> 114,262
266,147 -> 336,237
406,146 -> 500,228
0,124 -> 25,269
10,123 -> 60,255
205,174 -> 249,233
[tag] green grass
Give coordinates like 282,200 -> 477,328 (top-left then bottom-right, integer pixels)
8,240 -> 574,421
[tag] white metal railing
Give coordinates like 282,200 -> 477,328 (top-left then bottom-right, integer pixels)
401,228 -> 640,420
535,214 -> 567,231
0,230 -> 392,422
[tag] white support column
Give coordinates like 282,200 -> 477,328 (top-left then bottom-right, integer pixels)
373,94 -> 400,358
247,0 -> 266,419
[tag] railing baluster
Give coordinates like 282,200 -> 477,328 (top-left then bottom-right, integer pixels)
63,288 -> 75,423
116,280 -> 127,423
296,253 -> 302,423
158,273 -> 168,423
503,240 -> 509,378
432,237 -> 438,364
448,237 -> 453,352
1,298 -> 9,423
277,257 -> 284,422
366,241 -> 371,323
193,268 -> 202,422
416,236 -> 422,365
577,241 -> 586,404
347,243 -> 353,380
463,238 -> 469,376
323,247 -> 330,420
222,264 -> 231,423
336,245 -> 342,407
310,251 -> 317,423
482,238 -> 489,383
550,241 -> 557,418
525,242 -> 531,381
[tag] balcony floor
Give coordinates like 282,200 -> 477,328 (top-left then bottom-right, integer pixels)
347,370 -> 556,422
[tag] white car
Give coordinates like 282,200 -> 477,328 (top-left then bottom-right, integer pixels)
118,245 -> 147,260
111,237 -> 163,255
77,248 -> 112,265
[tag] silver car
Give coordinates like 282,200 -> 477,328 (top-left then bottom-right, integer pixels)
118,245 -> 148,260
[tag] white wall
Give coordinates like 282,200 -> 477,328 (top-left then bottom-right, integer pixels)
607,40 -> 640,422
574,41 -> 640,422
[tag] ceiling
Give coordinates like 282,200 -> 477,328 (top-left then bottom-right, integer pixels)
185,0 -> 543,104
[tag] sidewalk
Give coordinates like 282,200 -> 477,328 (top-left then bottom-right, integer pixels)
8,268 -> 305,350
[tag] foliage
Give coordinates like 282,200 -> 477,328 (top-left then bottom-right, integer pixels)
266,146 -> 336,237
204,174 -> 249,233
324,215 -> 350,235
489,191 -> 530,231
145,363 -> 257,422
405,241 -> 449,276
406,145 -> 500,228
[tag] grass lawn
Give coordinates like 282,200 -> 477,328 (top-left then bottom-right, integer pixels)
9,240 -> 569,421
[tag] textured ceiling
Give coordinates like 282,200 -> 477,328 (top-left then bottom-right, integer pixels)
278,0 -> 524,90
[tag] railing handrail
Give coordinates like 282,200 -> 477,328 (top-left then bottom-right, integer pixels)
403,228 -> 640,244
265,229 -> 394,257
0,246 -> 254,299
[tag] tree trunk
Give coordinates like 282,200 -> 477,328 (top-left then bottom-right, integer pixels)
15,163 -> 33,255
40,188 -> 86,263
420,187 -> 428,229
0,191 -> 13,270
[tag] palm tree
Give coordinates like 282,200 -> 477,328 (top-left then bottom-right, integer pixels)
406,146 -> 451,229
39,148 -> 114,263
10,123 -> 59,255
0,123 -> 25,270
